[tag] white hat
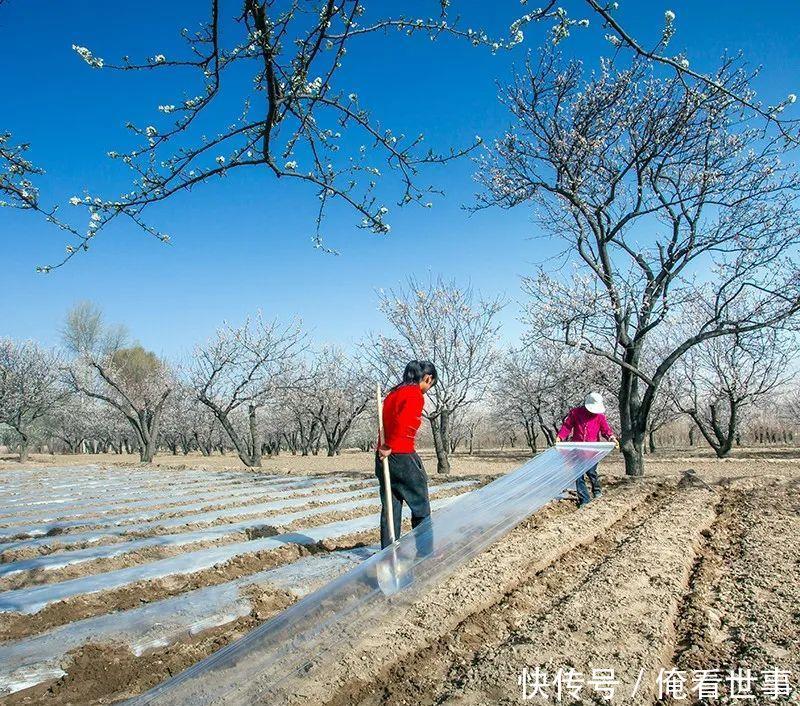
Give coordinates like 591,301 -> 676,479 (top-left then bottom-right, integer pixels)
584,392 -> 605,415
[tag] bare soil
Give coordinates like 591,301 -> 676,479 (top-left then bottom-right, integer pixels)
1,449 -> 797,705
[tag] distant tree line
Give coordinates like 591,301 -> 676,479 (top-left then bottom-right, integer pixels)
1,278 -> 798,470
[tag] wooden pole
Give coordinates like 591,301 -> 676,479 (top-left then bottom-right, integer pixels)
377,384 -> 396,544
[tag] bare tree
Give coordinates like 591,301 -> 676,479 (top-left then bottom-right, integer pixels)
160,381 -> 210,455
492,343 -> 601,453
191,313 -> 305,467
298,347 -> 371,457
369,276 -> 503,474
63,302 -> 173,463
478,51 -> 800,475
447,405 -> 486,455
644,381 -> 681,454
47,395 -> 106,454
780,387 -> 800,430
0,339 -> 67,461
673,329 -> 795,458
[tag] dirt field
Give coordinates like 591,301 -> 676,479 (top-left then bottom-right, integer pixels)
0,447 -> 797,704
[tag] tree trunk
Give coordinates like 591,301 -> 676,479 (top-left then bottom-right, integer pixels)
620,435 -> 645,477
135,407 -> 164,464
19,436 -> 30,463
140,437 -> 157,463
618,360 -> 653,476
430,414 -> 451,475
247,405 -> 262,468
524,420 -> 537,454
137,420 -> 158,463
324,430 -> 338,457
714,441 -> 733,458
648,429 -> 657,454
440,410 -> 451,457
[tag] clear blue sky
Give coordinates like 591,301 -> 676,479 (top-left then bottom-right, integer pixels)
3,1 -> 799,359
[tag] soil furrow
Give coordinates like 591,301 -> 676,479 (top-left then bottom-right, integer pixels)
271,480 -> 660,706
346,484 -> 672,706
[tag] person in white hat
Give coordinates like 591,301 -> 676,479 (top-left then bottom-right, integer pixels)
556,392 -> 618,507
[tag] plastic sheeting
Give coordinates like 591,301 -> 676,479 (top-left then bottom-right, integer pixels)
0,469 -> 303,507
0,483 -> 474,613
0,547 -> 380,696
0,480 -> 471,555
0,480 -> 376,539
0,477 -> 361,526
0,474 -> 306,511
129,442 -> 613,705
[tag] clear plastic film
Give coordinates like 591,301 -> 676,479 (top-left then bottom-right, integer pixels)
128,442 -> 614,706
0,482 -> 473,613
0,481 -> 377,540
0,547 -> 379,696
0,477 -> 367,526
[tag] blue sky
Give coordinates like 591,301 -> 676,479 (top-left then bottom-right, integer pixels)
3,1 -> 800,359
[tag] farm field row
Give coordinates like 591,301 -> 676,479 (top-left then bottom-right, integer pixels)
0,464 -> 479,703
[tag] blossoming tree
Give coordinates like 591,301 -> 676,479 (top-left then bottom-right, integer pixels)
293,346 -> 373,457
190,312 -> 306,467
5,2 -> 798,269
492,343 -> 611,453
0,339 -> 67,461
63,302 -> 173,463
477,50 -> 800,475
369,276 -> 503,474
672,327 -> 796,458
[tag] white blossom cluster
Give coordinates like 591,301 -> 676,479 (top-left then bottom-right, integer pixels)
72,44 -> 104,68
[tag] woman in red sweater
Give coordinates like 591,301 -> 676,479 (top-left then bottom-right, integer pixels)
377,360 -> 437,552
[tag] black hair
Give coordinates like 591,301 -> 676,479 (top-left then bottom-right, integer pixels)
398,360 -> 438,388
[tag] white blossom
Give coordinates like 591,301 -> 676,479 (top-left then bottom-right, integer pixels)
72,44 -> 104,68
305,77 -> 323,95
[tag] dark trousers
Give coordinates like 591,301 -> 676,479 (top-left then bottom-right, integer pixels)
576,464 -> 601,506
375,452 -> 432,555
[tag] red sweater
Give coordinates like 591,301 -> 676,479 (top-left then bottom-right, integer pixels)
382,384 -> 425,453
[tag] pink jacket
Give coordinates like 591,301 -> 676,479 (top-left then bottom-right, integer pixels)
557,406 -> 614,442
